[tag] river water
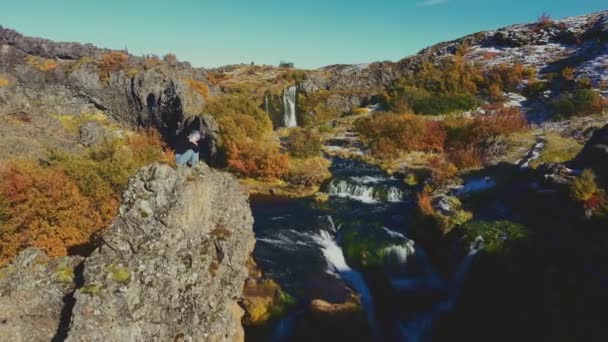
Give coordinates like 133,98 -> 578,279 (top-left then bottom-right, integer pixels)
248,158 -> 480,342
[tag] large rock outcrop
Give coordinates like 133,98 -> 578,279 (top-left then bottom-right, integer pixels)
0,249 -> 83,342
0,25 -> 214,157
65,163 -> 254,341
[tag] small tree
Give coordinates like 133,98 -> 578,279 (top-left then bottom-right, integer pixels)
279,61 -> 295,69
537,13 -> 554,30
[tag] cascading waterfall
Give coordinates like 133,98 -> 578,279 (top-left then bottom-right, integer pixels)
283,85 -> 298,128
397,236 -> 485,341
382,240 -> 416,266
327,179 -> 404,203
264,94 -> 270,115
312,217 -> 376,331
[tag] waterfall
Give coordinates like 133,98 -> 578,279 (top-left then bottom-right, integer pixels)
327,179 -> 403,204
382,240 -> 416,266
283,86 -> 298,128
396,236 -> 484,341
312,218 -> 376,331
264,94 -> 270,115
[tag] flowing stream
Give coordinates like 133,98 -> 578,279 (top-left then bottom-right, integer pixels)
249,158 -> 480,341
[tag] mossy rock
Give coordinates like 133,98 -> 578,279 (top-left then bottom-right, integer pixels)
81,284 -> 103,296
54,262 -> 75,284
314,192 -> 329,203
105,263 -> 132,284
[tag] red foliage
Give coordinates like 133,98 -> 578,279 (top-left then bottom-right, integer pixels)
0,161 -> 105,265
356,113 -> 446,158
226,141 -> 290,179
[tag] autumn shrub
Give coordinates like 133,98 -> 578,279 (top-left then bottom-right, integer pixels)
186,79 -> 210,99
98,51 -> 129,82
484,63 -> 528,93
428,156 -> 459,185
447,147 -> 484,169
524,80 -> 550,98
125,128 -> 175,167
205,95 -> 289,179
26,56 -> 59,71
417,188 -> 435,216
569,169 -> 600,202
0,76 -> 9,87
226,141 -> 289,179
285,157 -> 331,186
466,105 -> 528,144
536,13 -> 554,30
0,161 -> 105,265
286,128 -> 322,158
552,89 -> 606,119
355,112 -> 446,158
47,151 -> 119,223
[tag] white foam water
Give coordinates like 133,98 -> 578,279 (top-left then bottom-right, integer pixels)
312,219 -> 376,331
283,86 -> 297,128
327,179 -> 403,204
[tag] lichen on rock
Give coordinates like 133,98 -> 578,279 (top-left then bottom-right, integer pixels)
66,163 -> 254,341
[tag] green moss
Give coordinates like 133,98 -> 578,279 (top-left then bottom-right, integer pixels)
462,220 -> 528,254
105,263 -> 132,284
81,284 -> 103,296
404,173 -> 419,186
529,133 -> 583,168
52,112 -> 113,134
55,262 -> 75,284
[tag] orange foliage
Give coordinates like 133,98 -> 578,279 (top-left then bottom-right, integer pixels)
447,147 -> 483,169
226,141 -> 289,179
0,161 -> 105,265
0,76 -> 9,87
126,128 -> 175,167
417,188 -> 435,216
537,13 -> 554,30
186,79 -> 210,99
355,113 -> 446,158
26,56 -> 59,71
428,157 -> 459,185
99,52 -> 129,82
468,105 -> 528,143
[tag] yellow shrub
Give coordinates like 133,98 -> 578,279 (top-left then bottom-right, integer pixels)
286,157 -> 331,186
0,76 -> 9,87
26,56 -> 59,71
186,79 -> 210,100
570,169 -> 599,202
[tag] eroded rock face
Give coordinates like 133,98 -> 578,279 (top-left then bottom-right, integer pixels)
0,249 -> 83,342
66,163 -> 254,342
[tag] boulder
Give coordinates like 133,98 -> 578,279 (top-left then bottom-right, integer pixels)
66,163 -> 254,341
0,248 -> 83,342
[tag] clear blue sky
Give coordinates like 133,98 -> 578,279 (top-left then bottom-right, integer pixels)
1,0 -> 606,69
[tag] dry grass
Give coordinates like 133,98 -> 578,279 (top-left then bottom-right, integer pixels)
26,56 -> 59,71
529,132 -> 583,168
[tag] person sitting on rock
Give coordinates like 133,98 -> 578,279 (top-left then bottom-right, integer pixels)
175,130 -> 202,166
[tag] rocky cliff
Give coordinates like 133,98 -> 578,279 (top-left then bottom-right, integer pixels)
0,163 -> 255,342
0,25 -> 218,160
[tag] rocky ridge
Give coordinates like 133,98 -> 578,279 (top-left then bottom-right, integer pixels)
0,163 -> 255,342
